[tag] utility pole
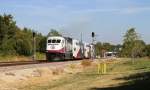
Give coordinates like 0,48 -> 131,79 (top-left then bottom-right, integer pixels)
80,32 -> 84,58
33,31 -> 36,61
80,32 -> 82,42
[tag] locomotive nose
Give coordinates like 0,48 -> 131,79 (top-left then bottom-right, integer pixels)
51,45 -> 55,49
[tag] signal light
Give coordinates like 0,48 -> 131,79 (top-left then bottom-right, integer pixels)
92,32 -> 95,37
33,32 -> 36,37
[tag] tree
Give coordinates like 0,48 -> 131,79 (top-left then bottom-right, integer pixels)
0,14 -> 17,54
0,38 -> 16,54
131,40 -> 146,57
95,42 -> 118,57
144,44 -> 150,57
0,14 -> 46,56
38,37 -> 47,53
121,28 -> 145,57
15,38 -> 32,56
95,42 -> 102,56
102,43 -> 113,51
47,29 -> 62,37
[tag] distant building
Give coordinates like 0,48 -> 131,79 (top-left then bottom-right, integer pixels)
104,52 -> 118,58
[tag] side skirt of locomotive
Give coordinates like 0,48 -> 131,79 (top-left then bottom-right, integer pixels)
46,52 -> 73,61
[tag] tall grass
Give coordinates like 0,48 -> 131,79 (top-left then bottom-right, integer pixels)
0,54 -> 31,62
0,52 -> 46,62
36,52 -> 46,60
81,60 -> 92,67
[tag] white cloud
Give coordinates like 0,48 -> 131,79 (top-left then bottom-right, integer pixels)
119,7 -> 150,14
71,7 -> 150,15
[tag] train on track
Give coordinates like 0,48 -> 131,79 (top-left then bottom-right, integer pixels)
46,36 -> 95,61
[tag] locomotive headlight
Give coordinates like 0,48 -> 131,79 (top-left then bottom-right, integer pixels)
51,45 -> 55,49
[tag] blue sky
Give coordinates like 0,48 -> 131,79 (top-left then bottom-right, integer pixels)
0,0 -> 150,44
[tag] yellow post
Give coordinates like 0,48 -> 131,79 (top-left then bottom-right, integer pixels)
101,63 -> 103,74
97,61 -> 107,74
98,63 -> 101,74
103,63 -> 107,74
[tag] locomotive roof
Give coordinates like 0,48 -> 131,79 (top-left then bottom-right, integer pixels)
47,36 -> 73,41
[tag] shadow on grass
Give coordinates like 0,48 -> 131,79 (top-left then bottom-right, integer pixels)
90,71 -> 150,90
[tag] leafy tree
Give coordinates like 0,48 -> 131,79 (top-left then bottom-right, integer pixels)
0,14 -> 46,56
95,42 -> 102,56
14,29 -> 33,56
102,43 -> 113,51
0,38 -> 16,54
0,14 -> 17,54
47,29 -> 62,37
35,32 -> 46,53
95,42 -> 119,57
15,38 -> 32,56
144,44 -> 150,57
132,40 -> 146,57
121,28 -> 145,57
38,37 -> 47,53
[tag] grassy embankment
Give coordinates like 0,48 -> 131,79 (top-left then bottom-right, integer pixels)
20,58 -> 150,90
0,52 -> 46,62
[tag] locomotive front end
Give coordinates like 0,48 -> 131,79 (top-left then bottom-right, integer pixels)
46,36 -> 65,61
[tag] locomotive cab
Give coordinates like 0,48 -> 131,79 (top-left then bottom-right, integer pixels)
46,37 -> 65,61
46,37 -> 65,53
46,36 -> 73,61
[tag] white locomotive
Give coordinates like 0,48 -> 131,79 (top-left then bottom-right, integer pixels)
46,36 -> 93,61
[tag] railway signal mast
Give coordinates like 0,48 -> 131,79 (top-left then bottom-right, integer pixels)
33,31 -> 36,61
91,32 -> 95,60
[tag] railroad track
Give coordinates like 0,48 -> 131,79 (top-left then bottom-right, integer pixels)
0,59 -> 82,67
0,60 -> 47,67
0,60 -> 82,72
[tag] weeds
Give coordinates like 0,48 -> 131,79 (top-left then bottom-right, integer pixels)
81,60 -> 92,67
52,68 -> 64,75
69,63 -> 76,69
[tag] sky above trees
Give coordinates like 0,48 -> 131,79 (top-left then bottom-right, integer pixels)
0,0 -> 150,44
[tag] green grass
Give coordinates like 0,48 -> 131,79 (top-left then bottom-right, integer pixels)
19,58 -> 150,90
0,54 -> 25,62
36,52 -> 46,60
0,52 -> 46,62
109,58 -> 150,73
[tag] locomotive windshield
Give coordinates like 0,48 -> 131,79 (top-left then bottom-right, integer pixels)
48,40 -> 51,43
48,39 -> 61,43
52,39 -> 56,43
56,40 -> 61,43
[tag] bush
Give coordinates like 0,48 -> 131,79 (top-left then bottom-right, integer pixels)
36,52 -> 46,60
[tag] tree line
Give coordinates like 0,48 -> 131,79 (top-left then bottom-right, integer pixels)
0,14 -> 46,56
0,14 -> 63,56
